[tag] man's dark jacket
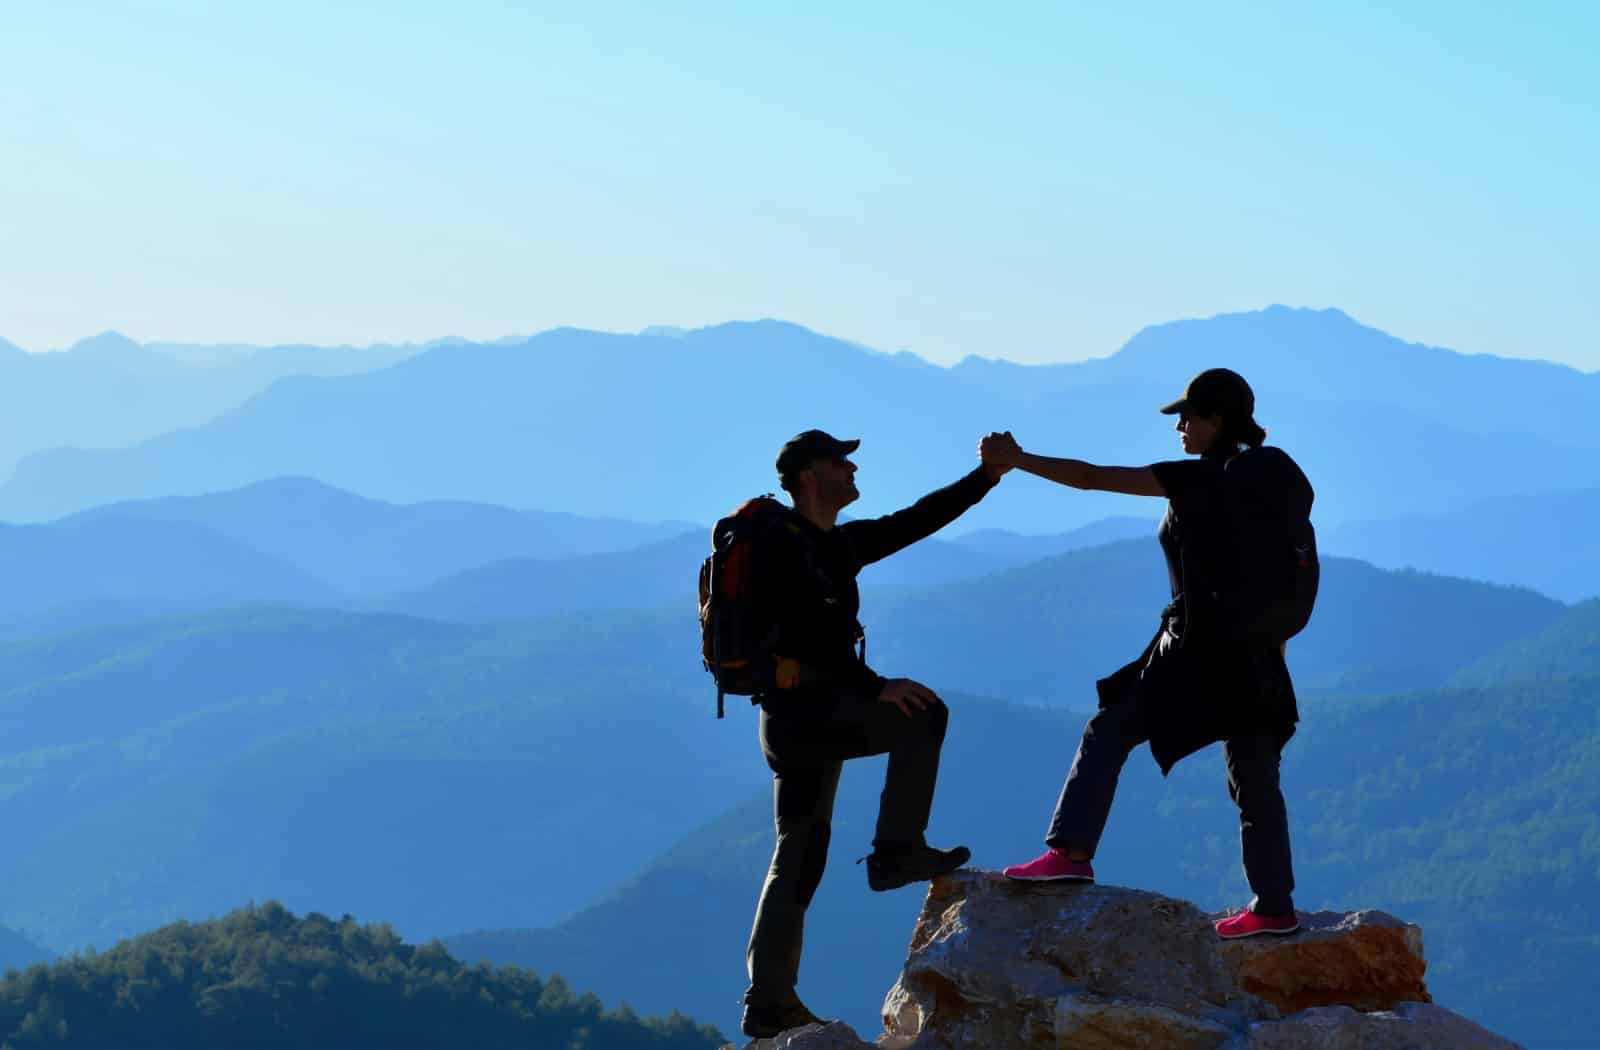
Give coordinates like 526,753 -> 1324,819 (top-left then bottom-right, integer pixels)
755,467 -> 998,704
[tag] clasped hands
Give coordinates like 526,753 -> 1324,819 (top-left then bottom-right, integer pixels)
979,430 -> 1024,474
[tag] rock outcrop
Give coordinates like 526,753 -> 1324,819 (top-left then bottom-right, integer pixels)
882,872 -> 1518,1049
733,871 -> 1521,1049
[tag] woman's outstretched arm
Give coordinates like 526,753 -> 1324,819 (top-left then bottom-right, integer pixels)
979,431 -> 1166,498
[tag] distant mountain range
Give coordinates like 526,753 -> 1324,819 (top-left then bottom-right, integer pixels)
0,478 -> 1151,637
0,332 -> 417,475
0,479 -> 696,639
1324,487 -> 1600,602
386,532 -> 1568,699
1454,596 -> 1600,684
948,516 -> 1155,561
371,521 -> 1022,622
0,551 -> 1564,953
866,539 -> 1565,699
0,466 -> 1589,656
0,515 -> 336,619
3,309 -> 1596,530
0,606 -> 744,949
65,476 -> 697,595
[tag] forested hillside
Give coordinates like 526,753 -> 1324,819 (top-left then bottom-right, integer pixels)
0,903 -> 722,1049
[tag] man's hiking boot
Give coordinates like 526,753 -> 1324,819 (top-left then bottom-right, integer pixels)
1002,847 -> 1094,883
740,997 -> 826,1038
864,842 -> 971,892
1214,907 -> 1299,939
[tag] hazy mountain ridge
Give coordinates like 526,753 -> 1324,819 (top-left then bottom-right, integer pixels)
0,689 -> 752,952
948,516 -> 1156,560
0,331 -> 418,475
0,604 -> 742,948
949,306 -> 1600,446
0,478 -> 1055,633
1451,597 -> 1600,685
4,467 -> 1588,647
0,515 -> 337,619
864,540 -> 1564,700
63,477 -> 697,596
373,526 -> 1012,622
4,309 -> 1598,530
1325,486 -> 1600,602
0,550 -> 1562,952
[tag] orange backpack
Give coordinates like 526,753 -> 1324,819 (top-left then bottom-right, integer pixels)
698,495 -> 790,716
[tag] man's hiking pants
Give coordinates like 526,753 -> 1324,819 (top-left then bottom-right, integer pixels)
745,688 -> 949,1005
1044,694 -> 1296,916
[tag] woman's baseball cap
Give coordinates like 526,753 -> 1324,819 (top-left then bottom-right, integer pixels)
1160,368 -> 1254,418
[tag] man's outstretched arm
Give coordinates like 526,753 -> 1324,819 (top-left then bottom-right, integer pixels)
839,460 -> 1005,568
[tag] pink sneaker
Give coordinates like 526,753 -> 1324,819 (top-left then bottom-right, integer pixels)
1214,908 -> 1299,939
1002,848 -> 1094,882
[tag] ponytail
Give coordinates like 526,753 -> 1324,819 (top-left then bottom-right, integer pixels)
1210,415 -> 1266,454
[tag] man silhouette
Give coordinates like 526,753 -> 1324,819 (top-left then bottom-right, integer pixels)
740,430 -> 1008,1038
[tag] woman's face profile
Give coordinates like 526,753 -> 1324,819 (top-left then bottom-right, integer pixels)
1175,412 -> 1222,455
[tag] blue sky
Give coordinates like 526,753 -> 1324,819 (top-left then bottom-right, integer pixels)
4,1 -> 1595,368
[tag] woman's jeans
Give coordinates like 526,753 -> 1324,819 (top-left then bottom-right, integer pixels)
1045,693 -> 1296,916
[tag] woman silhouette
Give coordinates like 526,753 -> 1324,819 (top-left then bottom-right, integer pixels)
981,367 -> 1314,938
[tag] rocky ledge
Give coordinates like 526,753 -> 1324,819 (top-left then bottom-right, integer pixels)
735,871 -> 1521,1049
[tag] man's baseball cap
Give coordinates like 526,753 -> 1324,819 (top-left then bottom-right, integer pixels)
1160,368 -> 1255,418
776,429 -> 860,477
